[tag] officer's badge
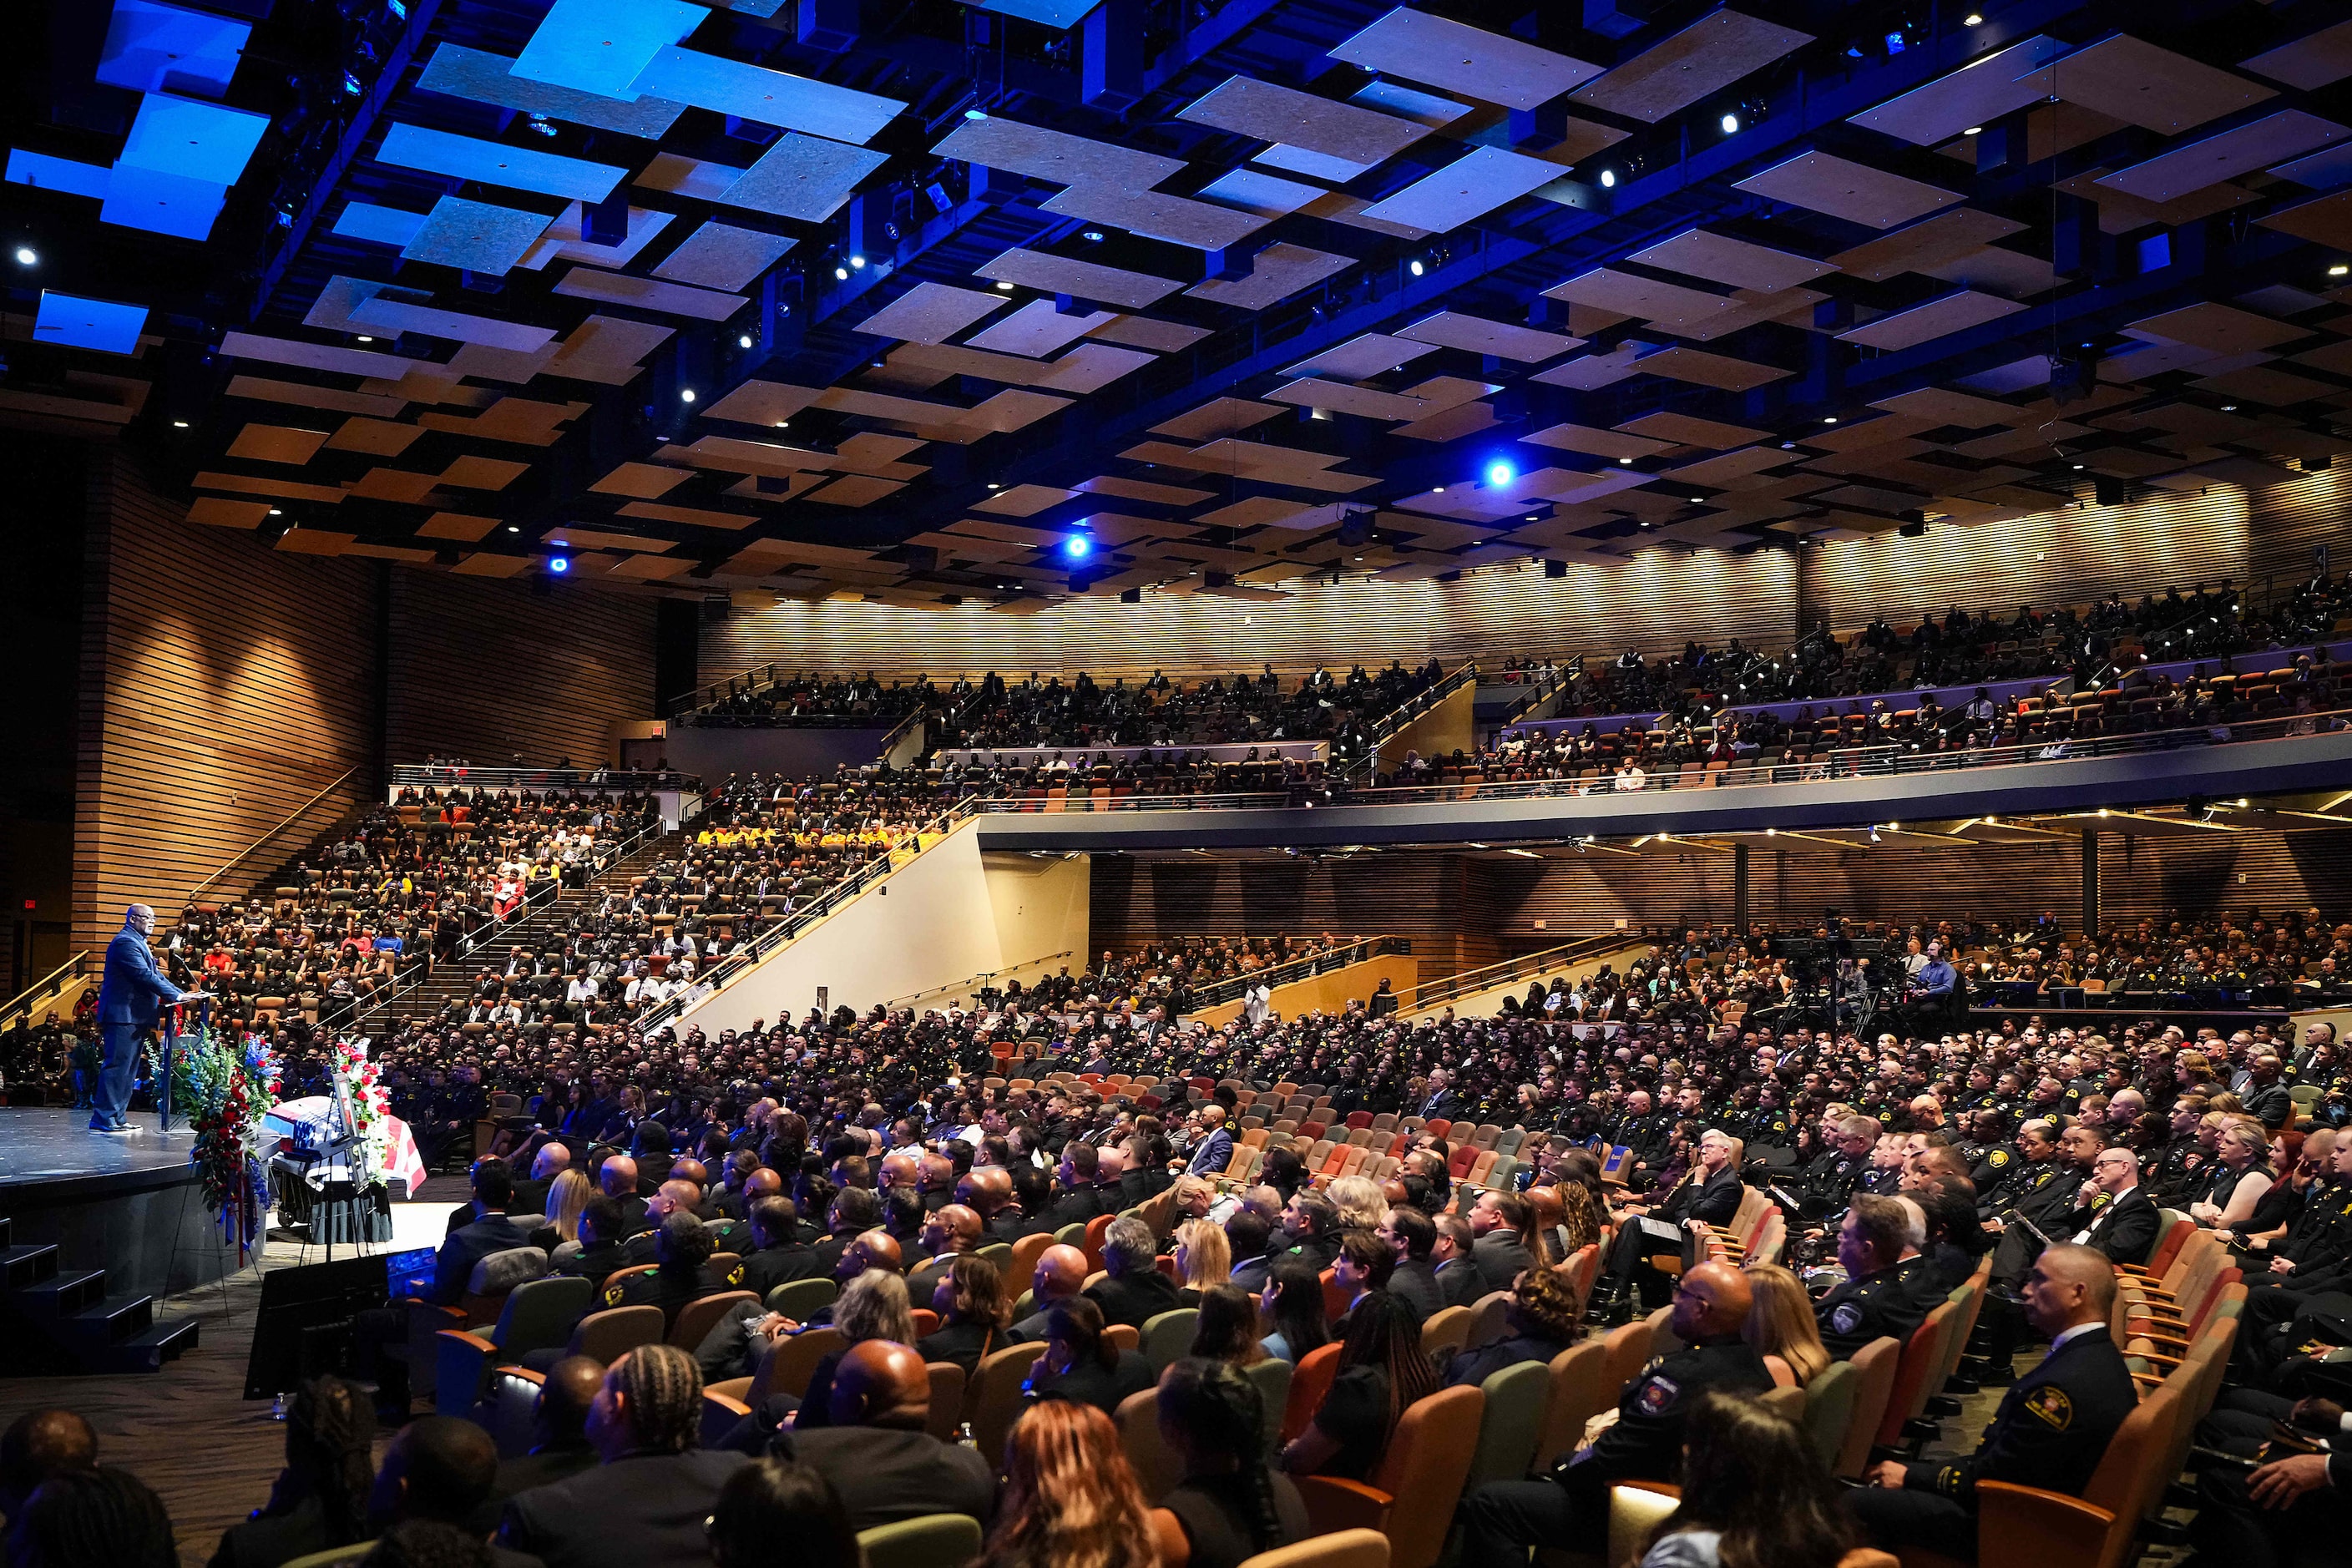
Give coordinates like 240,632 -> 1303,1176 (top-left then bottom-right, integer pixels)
1635,1375 -> 1679,1416
1988,1150 -> 2011,1168
1831,1302 -> 1864,1334
2023,1386 -> 2073,1429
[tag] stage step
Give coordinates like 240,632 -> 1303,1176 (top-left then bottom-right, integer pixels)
103,1315 -> 200,1373
14,1267 -> 108,1319
60,1291 -> 157,1345
1,1241 -> 61,1290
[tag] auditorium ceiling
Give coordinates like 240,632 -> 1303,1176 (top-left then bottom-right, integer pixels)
10,0 -> 2352,606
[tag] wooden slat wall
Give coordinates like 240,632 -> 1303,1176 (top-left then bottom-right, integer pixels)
704,549 -> 1800,680
1095,830 -> 2352,978
74,451 -> 378,952
384,572 -> 658,766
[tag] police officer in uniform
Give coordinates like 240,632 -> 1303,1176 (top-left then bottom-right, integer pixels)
1457,1261 -> 1773,1561
1815,1195 -> 1936,1358
602,1211 -> 744,1333
1849,1244 -> 2137,1563
1957,1110 -> 2016,1194
1802,1115 -> 1878,1222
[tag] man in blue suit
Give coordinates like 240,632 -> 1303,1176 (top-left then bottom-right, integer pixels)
92,903 -> 206,1133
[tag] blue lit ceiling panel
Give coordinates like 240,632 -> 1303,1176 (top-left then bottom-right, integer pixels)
95,0 -> 250,98
508,0 -> 706,99
118,92 -> 269,185
34,291 -> 149,354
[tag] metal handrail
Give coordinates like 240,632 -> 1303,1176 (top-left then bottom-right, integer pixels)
635,797 -> 981,1031
1185,936 -> 1412,1011
1358,704 -> 2352,806
882,950 -> 1076,1013
668,662 -> 780,718
387,765 -> 697,790
1334,660 -> 1476,777
184,766 -> 364,905
0,951 -> 96,1031
1489,655 -> 1585,727
1393,932 -> 1646,1014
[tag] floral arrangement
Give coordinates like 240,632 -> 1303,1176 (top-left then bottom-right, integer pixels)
174,1025 -> 280,1259
332,1034 -> 392,1182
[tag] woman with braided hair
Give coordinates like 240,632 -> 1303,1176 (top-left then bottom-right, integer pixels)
206,1377 -> 375,1568
1153,1358 -> 1310,1568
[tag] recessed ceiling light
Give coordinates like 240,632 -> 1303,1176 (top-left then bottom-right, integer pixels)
1963,126 -> 1983,136
1617,456 -> 1634,466
1719,113 -> 1739,134
994,280 -> 1014,291
2221,404 -> 2237,412
848,255 -> 866,269
738,334 -> 753,348
1409,258 -> 1424,276
507,525 -> 520,533
1963,12 -> 1982,23
1823,416 -> 1838,424
2072,463 -> 2086,470
355,335 -> 373,343
964,108 -> 988,120
834,266 -> 849,280
268,508 -> 282,516
1688,496 -> 1704,504
1598,169 -> 1616,189
679,388 -> 695,402
2332,263 -> 2350,277
1430,486 -> 1444,493
171,419 -> 189,428
12,246 -> 36,266
986,482 -> 1000,489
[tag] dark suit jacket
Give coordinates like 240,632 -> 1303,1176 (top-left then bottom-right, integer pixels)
1085,1267 -> 1184,1329
1469,1232 -> 1535,1294
501,1449 -> 745,1568
1659,1167 -> 1746,1229
775,1425 -> 994,1530
738,1242 -> 825,1300
1388,1258 -> 1445,1323
491,1445 -> 599,1505
1434,1257 -> 1483,1308
431,1213 -> 537,1305
2061,1187 -> 2162,1264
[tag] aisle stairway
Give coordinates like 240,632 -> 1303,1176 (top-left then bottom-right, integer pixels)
0,1215 -> 199,1374
348,831 -> 683,1030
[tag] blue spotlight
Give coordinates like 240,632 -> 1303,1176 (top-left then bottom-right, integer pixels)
548,554 -> 570,574
1485,460 -> 1515,488
1063,535 -> 1092,560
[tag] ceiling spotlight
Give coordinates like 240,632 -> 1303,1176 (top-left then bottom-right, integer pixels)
848,255 -> 866,269
1598,169 -> 1616,189
994,280 -> 1014,291
506,525 -> 520,533
1062,535 -> 1092,560
1409,258 -> 1425,277
2071,463 -> 2085,469
1823,416 -> 1839,424
12,245 -> 35,266
548,555 -> 571,575
1485,460 -> 1514,487
774,420 -> 790,428
1617,456 -> 1634,465
1688,496 -> 1704,504
1082,230 -> 1104,242
1963,12 -> 1983,23
679,388 -> 696,402
2332,263 -> 2350,277
267,508 -> 283,516
737,333 -> 753,348
171,419 -> 189,428
1430,485 -> 1445,493
834,266 -> 849,280
2221,404 -> 2238,412
1963,126 -> 1983,136
1719,112 -> 1739,134
964,108 -> 989,120
356,335 -> 373,343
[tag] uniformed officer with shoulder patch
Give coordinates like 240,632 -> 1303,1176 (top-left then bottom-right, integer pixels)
1814,1193 -> 1937,1358
1457,1260 -> 1775,1560
603,1210 -> 744,1333
1849,1243 -> 2137,1563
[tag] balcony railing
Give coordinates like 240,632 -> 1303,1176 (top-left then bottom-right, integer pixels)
1185,936 -> 1412,1012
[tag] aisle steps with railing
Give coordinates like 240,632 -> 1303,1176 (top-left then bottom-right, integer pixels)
0,1215 -> 199,1375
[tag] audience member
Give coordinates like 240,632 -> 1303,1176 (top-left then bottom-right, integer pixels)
975,1401 -> 1158,1568
764,1341 -> 991,1530
704,1459 -> 858,1568
1279,1292 -> 1435,1482
1024,1298 -> 1153,1415
207,1378 -> 376,1568
1635,1393 -> 1859,1568
1155,1359 -> 1312,1568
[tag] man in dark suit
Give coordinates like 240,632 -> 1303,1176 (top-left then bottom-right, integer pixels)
432,1161 -> 538,1306
1009,1244 -> 1090,1341
491,1356 -> 603,1505
508,1143 -> 571,1223
1849,1245 -> 2138,1562
367,1414 -> 541,1565
1468,1190 -> 1541,1294
91,903 -> 204,1132
1381,1206 -> 1446,1323
736,1196 -> 824,1301
1042,1141 -> 1105,1228
1276,1191 -> 1344,1275
555,1198 -> 632,1292
1459,1262 -> 1772,1560
766,1340 -> 993,1530
904,1205 -> 983,1306
2057,1147 -> 2161,1263
1595,1129 -> 1746,1313
1084,1216 -> 1183,1329
1433,1215 -> 1485,1307
502,1345 -> 744,1568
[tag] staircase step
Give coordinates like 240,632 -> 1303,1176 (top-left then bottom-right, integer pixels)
17,1268 -> 108,1318
1,1242 -> 60,1289
58,1292 -> 156,1344
100,1316 -> 200,1373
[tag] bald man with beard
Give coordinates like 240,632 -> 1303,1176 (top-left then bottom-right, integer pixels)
755,1341 -> 992,1530
905,1205 -> 982,1302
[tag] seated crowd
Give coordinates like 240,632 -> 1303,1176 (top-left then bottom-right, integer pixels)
678,670 -> 938,729
13,957 -> 2351,1568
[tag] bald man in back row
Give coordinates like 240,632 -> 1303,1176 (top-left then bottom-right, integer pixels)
758,1340 -> 993,1530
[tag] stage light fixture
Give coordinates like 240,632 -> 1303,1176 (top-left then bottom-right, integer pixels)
1082,230 -> 1104,242
1719,113 -> 1739,134
1963,12 -> 1982,23
738,334 -> 753,348
548,555 -> 571,574
172,419 -> 189,428
834,266 -> 849,280
2333,263 -> 2350,277
1409,258 -> 1425,276
1964,126 -> 1982,136
679,388 -> 696,402
507,525 -> 520,533
994,280 -> 1014,291
1485,460 -> 1515,487
13,246 -> 35,266
1063,535 -> 1092,559
849,255 -> 866,269
964,108 -> 989,120
1599,169 -> 1616,188
1617,456 -> 1634,465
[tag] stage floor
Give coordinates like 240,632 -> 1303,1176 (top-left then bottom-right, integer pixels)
0,1108 -> 200,1193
